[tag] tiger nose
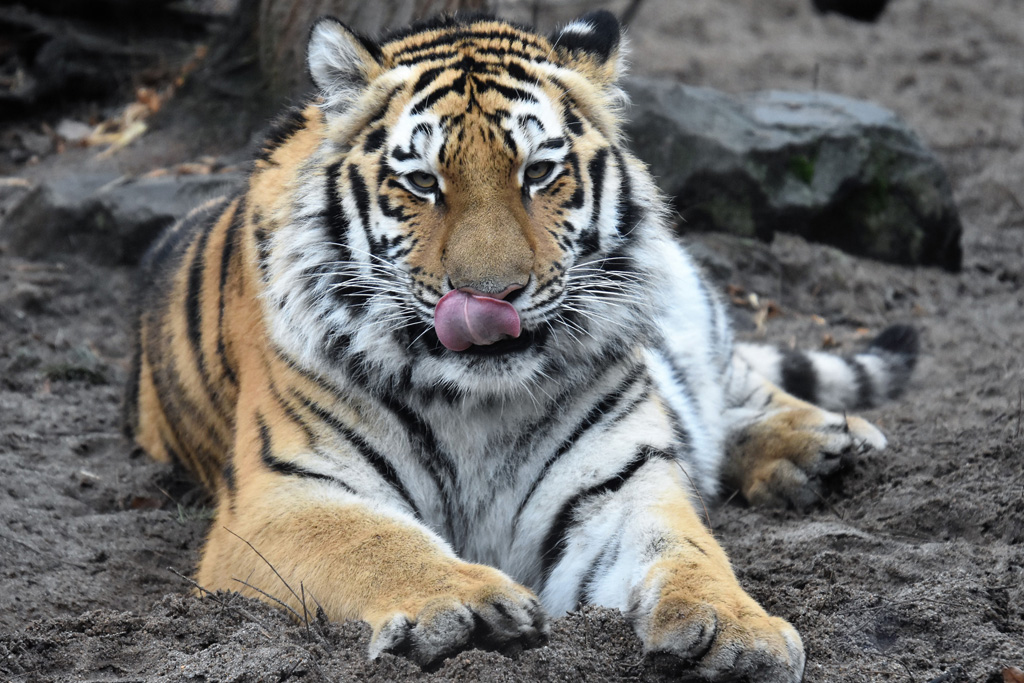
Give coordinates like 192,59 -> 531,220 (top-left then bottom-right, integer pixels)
452,282 -> 525,301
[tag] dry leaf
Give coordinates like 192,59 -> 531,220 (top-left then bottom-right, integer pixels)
136,86 -> 163,114
752,307 -> 768,335
1004,666 -> 1024,683
810,314 -> 827,326
129,495 -> 163,510
821,334 -> 840,349
95,121 -> 147,159
174,162 -> 214,176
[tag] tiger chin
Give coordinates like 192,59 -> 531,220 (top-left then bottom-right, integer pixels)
124,11 -> 918,682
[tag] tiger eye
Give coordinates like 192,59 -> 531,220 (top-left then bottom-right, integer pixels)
408,171 -> 438,190
525,161 -> 554,182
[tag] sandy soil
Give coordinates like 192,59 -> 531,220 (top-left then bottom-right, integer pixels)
2,0 -> 1022,681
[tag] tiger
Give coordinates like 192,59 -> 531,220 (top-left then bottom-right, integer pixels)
124,11 -> 918,681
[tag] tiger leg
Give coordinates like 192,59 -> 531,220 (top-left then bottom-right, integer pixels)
199,474 -> 548,665
721,354 -> 886,508
545,458 -> 804,682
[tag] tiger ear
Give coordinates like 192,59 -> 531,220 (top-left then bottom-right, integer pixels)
548,10 -> 626,85
307,17 -> 383,108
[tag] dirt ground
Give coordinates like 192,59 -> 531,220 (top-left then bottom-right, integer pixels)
1,0 -> 1022,681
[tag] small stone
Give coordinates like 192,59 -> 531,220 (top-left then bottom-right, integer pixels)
17,131 -> 53,157
55,119 -> 93,144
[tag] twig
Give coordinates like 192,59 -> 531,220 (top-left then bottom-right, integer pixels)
301,582 -> 311,640
0,533 -> 88,570
223,526 -> 304,606
994,181 -> 1024,221
675,461 -> 713,532
810,487 -> 846,521
1015,389 -> 1022,440
167,566 -> 272,637
231,577 -> 305,624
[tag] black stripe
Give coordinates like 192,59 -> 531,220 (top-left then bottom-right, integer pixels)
501,126 -> 518,157
514,364 -> 645,529
256,106 -> 307,163
390,29 -> 546,61
564,107 -> 584,137
780,351 -> 817,404
365,85 -> 401,128
412,65 -> 447,93
347,164 -> 380,256
540,446 -> 671,581
297,395 -> 420,515
184,219 -> 216,402
253,223 -> 271,274
363,127 -> 388,153
575,536 -> 619,607
612,149 -> 642,237
324,161 -> 350,247
215,197 -> 243,388
267,376 -> 316,447
579,148 -> 608,257
560,153 -> 584,210
593,246 -> 639,293
473,46 -> 543,62
140,197 -> 229,279
411,73 -> 466,115
851,358 -> 874,408
147,353 -> 227,488
475,78 -> 537,103
394,49 -> 460,66
257,414 -> 356,493
504,60 -> 539,85
322,163 -> 370,308
222,460 -> 236,494
381,392 -> 457,531
275,346 -> 347,397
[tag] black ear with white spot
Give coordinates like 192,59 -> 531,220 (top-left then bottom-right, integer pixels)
307,17 -> 383,108
551,10 -> 620,61
549,11 -> 625,84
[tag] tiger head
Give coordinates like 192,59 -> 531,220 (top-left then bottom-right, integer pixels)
262,12 -> 670,398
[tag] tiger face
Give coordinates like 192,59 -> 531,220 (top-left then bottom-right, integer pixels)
262,13 -> 661,397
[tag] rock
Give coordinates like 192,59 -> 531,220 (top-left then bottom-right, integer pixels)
0,172 -> 245,265
623,77 -> 963,271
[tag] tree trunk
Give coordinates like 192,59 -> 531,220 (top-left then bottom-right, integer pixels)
257,0 -> 488,102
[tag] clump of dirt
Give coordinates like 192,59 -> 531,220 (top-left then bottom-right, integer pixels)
1,0 -> 1023,681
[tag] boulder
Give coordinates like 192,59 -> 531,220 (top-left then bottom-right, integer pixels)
623,77 -> 963,271
0,172 -> 245,265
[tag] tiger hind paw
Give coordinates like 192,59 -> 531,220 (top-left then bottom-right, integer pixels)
728,404 -> 886,509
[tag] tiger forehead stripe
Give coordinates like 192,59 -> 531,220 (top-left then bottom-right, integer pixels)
386,26 -> 551,65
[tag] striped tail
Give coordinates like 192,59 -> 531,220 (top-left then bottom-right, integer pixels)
734,324 -> 919,412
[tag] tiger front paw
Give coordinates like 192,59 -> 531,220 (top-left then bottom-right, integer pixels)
367,563 -> 549,666
631,576 -> 805,682
728,404 -> 886,509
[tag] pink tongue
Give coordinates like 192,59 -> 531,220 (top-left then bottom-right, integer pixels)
434,290 -> 522,352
